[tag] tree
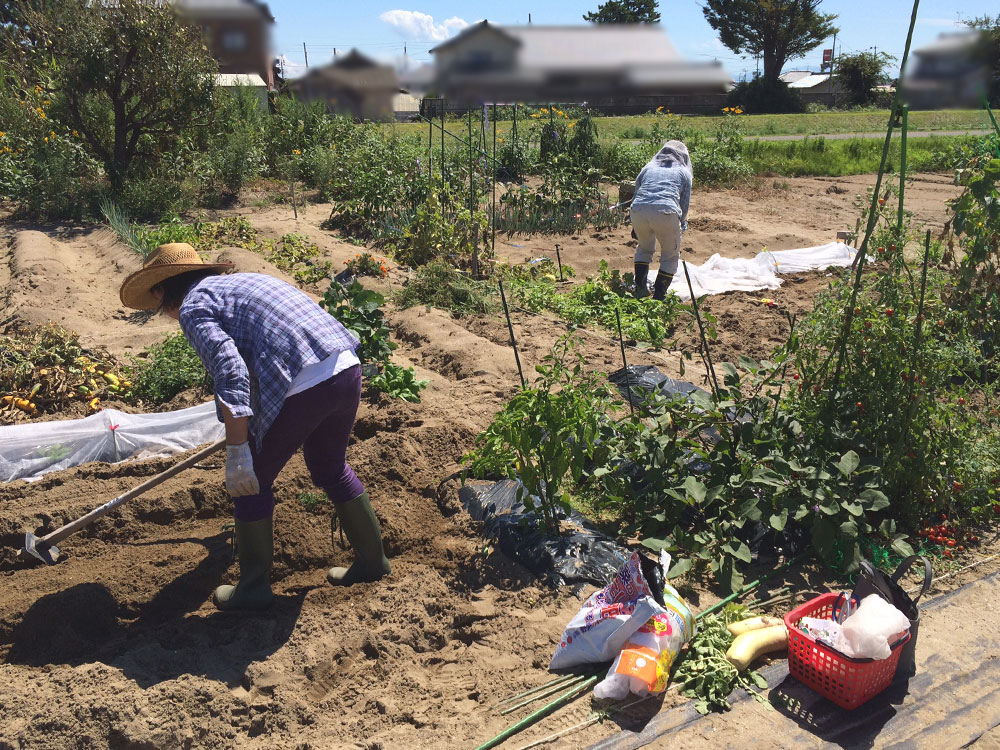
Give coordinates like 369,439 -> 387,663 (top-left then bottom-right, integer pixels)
836,51 -> 896,107
965,14 -> 1000,106
1,0 -> 217,190
584,0 -> 661,24
702,0 -> 838,86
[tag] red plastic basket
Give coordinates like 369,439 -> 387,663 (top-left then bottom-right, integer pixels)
784,593 -> 910,710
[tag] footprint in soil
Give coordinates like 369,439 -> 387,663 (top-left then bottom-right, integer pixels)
5,532 -> 308,687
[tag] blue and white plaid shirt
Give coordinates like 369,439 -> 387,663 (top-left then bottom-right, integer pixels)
179,273 -> 360,448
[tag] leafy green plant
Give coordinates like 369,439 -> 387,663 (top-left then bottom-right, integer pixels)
320,281 -> 396,366
673,605 -> 769,714
369,362 -> 428,403
394,185 -> 490,268
463,334 -> 618,533
297,490 -> 329,513
396,261 -> 496,316
320,280 -> 426,402
503,260 -> 681,348
125,332 -> 209,404
267,233 -> 332,285
948,158 -> 1000,356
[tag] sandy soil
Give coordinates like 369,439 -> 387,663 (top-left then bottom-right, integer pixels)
1,172 -> 995,750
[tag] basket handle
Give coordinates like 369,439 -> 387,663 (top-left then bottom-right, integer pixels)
891,555 -> 933,604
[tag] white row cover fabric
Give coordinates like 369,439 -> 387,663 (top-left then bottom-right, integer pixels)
651,242 -> 858,300
0,401 -> 224,483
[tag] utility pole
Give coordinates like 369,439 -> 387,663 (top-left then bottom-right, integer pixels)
303,42 -> 309,68
528,13 -> 531,24
830,31 -> 838,107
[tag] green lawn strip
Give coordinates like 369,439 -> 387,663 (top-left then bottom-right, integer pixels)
386,109 -> 986,141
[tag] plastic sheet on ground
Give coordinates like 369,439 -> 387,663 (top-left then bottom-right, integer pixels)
609,364 -> 707,411
650,241 -> 858,300
0,402 -> 225,483
458,479 -> 628,589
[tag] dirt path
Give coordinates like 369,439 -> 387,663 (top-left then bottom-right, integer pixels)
0,172 -> 986,749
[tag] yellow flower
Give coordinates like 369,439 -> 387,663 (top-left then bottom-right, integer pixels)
568,122 -> 575,128
498,137 -> 505,142
657,106 -> 664,112
50,131 -> 55,138
43,100 -> 51,106
0,132 -> 5,138
43,137 -> 48,142
72,130 -> 78,136
292,148 -> 301,155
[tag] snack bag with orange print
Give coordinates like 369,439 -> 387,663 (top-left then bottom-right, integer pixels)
594,554 -> 695,700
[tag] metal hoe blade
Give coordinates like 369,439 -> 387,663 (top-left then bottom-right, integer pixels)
23,532 -> 60,565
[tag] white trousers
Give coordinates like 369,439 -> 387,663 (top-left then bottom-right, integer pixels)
631,206 -> 681,274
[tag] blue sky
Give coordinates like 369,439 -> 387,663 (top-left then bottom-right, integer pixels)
270,1 -> 996,80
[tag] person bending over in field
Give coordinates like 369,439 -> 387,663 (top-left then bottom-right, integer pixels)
630,140 -> 692,301
119,243 -> 390,611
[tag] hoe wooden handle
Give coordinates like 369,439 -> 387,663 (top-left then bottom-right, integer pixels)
39,438 -> 227,547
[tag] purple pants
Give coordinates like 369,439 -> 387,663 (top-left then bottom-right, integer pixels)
234,365 -> 365,521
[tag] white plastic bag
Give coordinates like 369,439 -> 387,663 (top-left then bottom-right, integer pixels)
594,553 -> 695,700
549,552 -> 660,670
835,594 -> 910,660
0,402 -> 225,482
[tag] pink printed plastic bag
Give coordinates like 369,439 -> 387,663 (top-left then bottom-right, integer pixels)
549,552 -> 659,670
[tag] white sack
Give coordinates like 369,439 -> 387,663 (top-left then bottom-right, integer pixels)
0,402 -> 224,482
835,594 -> 911,660
650,242 -> 858,300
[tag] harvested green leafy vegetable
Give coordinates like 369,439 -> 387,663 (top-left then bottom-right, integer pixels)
673,604 -> 770,714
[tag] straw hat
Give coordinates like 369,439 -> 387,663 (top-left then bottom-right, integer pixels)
119,243 -> 233,310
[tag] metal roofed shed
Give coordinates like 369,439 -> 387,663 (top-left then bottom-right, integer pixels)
214,72 -> 268,111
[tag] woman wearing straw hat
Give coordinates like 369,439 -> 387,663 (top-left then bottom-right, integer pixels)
120,243 -> 390,611
630,140 -> 692,301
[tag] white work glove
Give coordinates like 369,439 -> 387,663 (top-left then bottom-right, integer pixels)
225,441 -> 260,497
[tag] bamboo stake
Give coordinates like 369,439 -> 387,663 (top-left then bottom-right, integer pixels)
290,180 -> 297,220
499,674 -> 593,715
493,672 -> 585,709
473,676 -> 599,750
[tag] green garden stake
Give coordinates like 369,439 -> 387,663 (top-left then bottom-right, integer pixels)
555,244 -> 564,281
615,305 -> 635,416
897,104 -> 908,237
682,261 -> 720,398
498,278 -> 526,389
826,0 -> 921,414
441,100 -> 446,191
468,109 -> 475,214
492,102 -> 497,256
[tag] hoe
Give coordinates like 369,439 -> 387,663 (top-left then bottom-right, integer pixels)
22,438 -> 226,565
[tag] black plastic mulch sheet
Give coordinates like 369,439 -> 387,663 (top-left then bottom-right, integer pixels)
458,479 -> 629,589
609,364 -> 707,413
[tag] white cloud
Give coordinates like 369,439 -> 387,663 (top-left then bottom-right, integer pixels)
917,17 -> 966,28
379,10 -> 469,42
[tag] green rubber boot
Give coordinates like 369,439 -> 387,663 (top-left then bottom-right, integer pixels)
634,262 -> 650,299
214,517 -> 274,611
327,492 -> 391,586
652,270 -> 674,301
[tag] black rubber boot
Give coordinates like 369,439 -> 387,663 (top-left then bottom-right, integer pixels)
327,492 -> 391,586
214,517 -> 274,611
634,262 -> 650,299
652,270 -> 675,301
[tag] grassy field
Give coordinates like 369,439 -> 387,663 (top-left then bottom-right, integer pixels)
743,134 -> 980,176
386,109 -> 990,141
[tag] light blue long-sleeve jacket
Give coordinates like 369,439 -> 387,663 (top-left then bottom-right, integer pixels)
631,140 -> 693,230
